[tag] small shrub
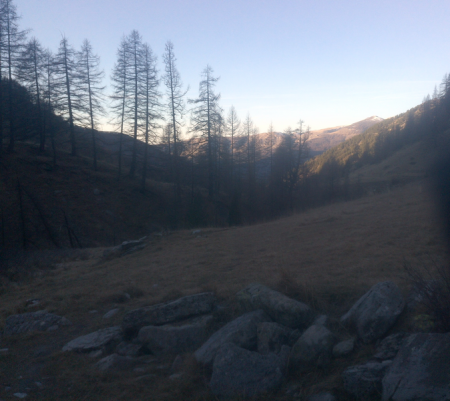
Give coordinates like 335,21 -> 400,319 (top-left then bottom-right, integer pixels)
405,260 -> 450,332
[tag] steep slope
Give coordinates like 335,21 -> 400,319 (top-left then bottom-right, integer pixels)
0,144 -> 176,251
307,116 -> 384,156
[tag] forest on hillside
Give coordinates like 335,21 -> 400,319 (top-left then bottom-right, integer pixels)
1,0 -> 450,251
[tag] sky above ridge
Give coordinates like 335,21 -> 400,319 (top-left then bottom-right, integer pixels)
17,0 -> 450,134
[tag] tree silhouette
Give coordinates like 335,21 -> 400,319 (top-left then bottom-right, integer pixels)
226,105 -> 240,186
42,48 -> 57,166
127,30 -> 143,178
139,42 -> 160,193
1,0 -> 27,154
163,41 -> 187,201
77,39 -> 105,170
189,65 -> 222,199
54,36 -> 79,156
110,35 -> 129,178
17,38 -> 45,151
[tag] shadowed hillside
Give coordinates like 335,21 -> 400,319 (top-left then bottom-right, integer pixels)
0,175 -> 448,400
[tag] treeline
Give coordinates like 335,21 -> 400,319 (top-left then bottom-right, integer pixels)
2,0 -> 450,248
0,0 -> 316,230
303,73 -> 450,204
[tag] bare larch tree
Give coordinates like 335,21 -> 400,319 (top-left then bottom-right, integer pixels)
1,0 -> 27,153
110,35 -> 129,179
226,105 -> 240,185
77,39 -> 105,171
189,65 -> 222,199
17,37 -> 45,151
139,42 -> 161,193
163,40 -> 188,201
54,36 -> 79,156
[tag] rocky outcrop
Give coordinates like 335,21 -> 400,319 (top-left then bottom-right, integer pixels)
209,343 -> 285,398
382,333 -> 450,401
3,311 -> 71,336
115,342 -> 143,357
340,281 -> 405,343
195,310 -> 271,366
62,326 -> 122,352
343,360 -> 392,400
290,324 -> 336,371
308,393 -> 336,401
374,332 -> 408,360
122,292 -> 216,336
138,315 -> 212,355
236,283 -> 314,328
332,338 -> 355,358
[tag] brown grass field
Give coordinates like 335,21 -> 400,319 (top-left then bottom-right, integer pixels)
0,140 -> 449,400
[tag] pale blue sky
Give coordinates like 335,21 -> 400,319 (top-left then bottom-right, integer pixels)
17,0 -> 450,133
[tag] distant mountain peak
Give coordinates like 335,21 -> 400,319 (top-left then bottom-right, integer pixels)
307,116 -> 384,155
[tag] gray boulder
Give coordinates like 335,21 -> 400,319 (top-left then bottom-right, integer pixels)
62,326 -> 122,352
308,393 -> 336,401
343,360 -> 392,400
332,338 -> 355,358
236,283 -> 313,328
3,311 -> 71,336
103,308 -> 119,319
257,322 -> 293,354
374,332 -> 408,360
195,309 -> 271,366
382,333 -> 450,401
340,281 -> 405,343
290,324 -> 336,371
115,341 -> 143,357
138,315 -> 212,355
313,314 -> 328,326
209,343 -> 284,398
122,292 -> 216,336
96,353 -> 138,372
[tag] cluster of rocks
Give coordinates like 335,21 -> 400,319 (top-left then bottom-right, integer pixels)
2,280 -> 450,400
341,281 -> 450,401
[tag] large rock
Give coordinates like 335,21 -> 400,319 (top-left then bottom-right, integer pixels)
290,324 -> 336,371
122,292 -> 216,337
195,309 -> 271,366
382,333 -> 450,401
332,338 -> 355,358
308,393 -> 336,401
340,281 -> 405,343
257,322 -> 293,354
62,326 -> 122,352
3,311 -> 71,336
209,343 -> 284,398
115,342 -> 143,357
374,332 -> 408,360
236,283 -> 313,329
343,360 -> 392,400
138,315 -> 212,355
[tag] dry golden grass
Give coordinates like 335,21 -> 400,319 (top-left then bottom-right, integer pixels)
0,174 -> 448,400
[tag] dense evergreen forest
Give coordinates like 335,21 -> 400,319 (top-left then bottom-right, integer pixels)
1,0 -> 450,251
